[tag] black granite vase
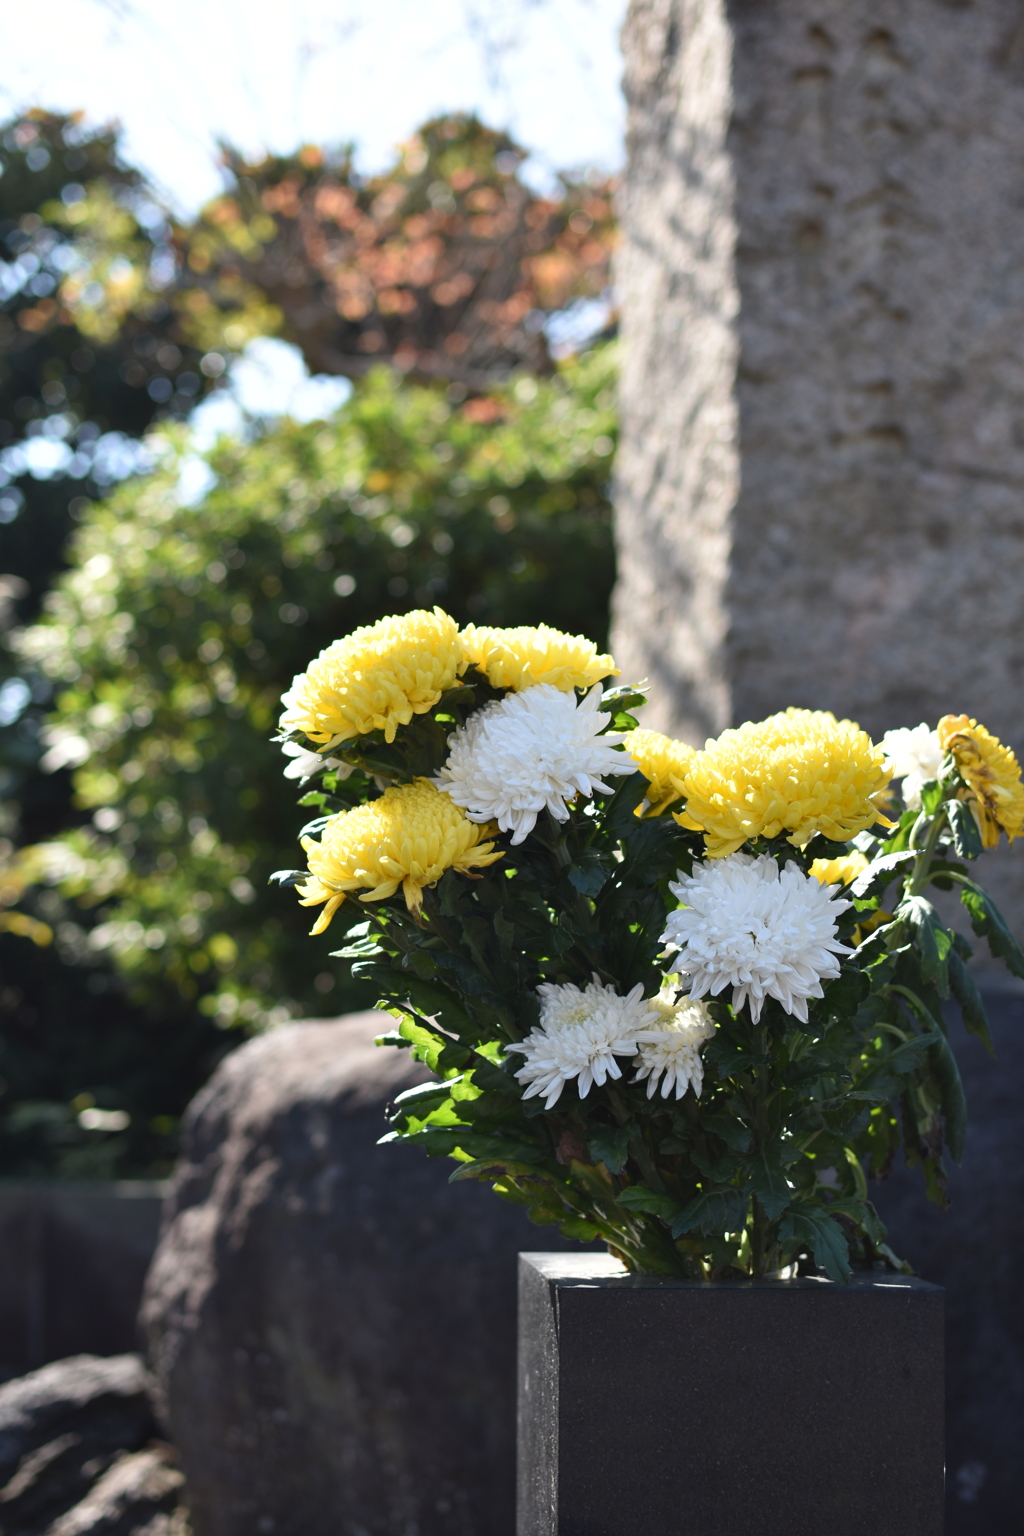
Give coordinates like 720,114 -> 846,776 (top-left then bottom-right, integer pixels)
517,1252 -> 944,1536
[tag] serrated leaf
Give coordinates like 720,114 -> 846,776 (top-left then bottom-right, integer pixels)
567,851 -> 610,897
958,882 -> 1024,979
616,1185 -> 682,1221
749,1148 -> 791,1220
559,1216 -> 601,1242
827,1196 -> 886,1246
850,850 -> 916,899
927,1028 -> 968,1164
898,895 -> 952,996
589,1124 -> 632,1175
697,1113 -> 752,1153
948,947 -> 994,1056
671,1187 -> 749,1238
269,868 -> 305,887
778,1207 -> 851,1283
946,799 -> 984,859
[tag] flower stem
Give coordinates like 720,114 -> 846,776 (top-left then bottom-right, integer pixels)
906,806 -> 948,897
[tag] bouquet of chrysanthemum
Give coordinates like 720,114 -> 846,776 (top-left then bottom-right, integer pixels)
272,609 -> 1024,1281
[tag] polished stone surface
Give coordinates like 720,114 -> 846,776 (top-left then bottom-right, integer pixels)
518,1254 -> 943,1536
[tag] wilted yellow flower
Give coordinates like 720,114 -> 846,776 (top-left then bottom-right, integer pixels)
279,608 -> 463,749
460,623 -> 617,692
676,709 -> 892,858
623,728 -> 696,816
937,714 -> 1024,848
296,778 -> 503,929
809,851 -> 870,888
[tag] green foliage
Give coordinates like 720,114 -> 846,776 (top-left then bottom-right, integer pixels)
290,678 -> 1019,1281
17,349 -> 616,1026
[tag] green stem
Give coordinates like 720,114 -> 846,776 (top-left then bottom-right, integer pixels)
751,1196 -> 769,1278
906,805 -> 948,897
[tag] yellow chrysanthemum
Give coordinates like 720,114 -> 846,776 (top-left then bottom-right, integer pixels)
624,728 -> 696,816
937,714 -> 1024,848
296,778 -> 504,929
279,608 -> 463,749
809,851 -> 870,888
676,708 -> 893,858
460,623 -> 618,692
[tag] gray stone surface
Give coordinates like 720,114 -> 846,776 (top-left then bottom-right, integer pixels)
141,1012 -> 583,1536
46,1447 -> 184,1536
0,1183 -> 166,1378
0,1353 -> 158,1533
612,0 -> 1024,914
517,1253 -> 944,1536
873,986 -> 1024,1535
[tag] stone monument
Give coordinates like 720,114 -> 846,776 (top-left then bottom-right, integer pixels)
612,0 -> 1024,919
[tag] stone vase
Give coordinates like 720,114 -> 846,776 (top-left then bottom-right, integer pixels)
517,1252 -> 943,1536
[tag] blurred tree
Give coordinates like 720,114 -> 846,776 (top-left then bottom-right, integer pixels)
17,346 -> 616,1035
0,107 -> 620,1178
0,109 -> 225,836
174,114 -> 616,387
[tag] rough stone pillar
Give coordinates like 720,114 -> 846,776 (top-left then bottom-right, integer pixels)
614,0 -> 1024,755
613,0 -> 1024,923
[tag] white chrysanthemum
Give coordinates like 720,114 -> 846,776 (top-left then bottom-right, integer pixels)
434,684 -> 636,845
660,854 -> 852,1024
632,991 -> 716,1100
281,741 -> 352,781
879,723 -> 942,810
506,978 -> 653,1109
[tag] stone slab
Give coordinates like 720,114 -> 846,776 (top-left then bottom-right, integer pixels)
612,0 -> 1024,923
0,1182 -> 166,1378
517,1253 -> 944,1536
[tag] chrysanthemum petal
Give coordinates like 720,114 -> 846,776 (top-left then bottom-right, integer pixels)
296,778 -> 503,927
937,714 -> 1024,848
459,623 -> 617,693
677,708 -> 891,857
434,684 -> 636,844
661,854 -> 851,1024
279,608 -> 463,749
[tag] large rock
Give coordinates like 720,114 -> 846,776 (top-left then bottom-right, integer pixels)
873,987 -> 1024,1536
141,1013 -> 580,1536
0,1353 -> 158,1533
612,0 -> 1024,919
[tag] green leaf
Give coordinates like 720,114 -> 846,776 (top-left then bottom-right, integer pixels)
268,868 -> 305,887
559,1216 -> 601,1242
616,1185 -> 682,1221
827,1196 -> 885,1247
778,1207 -> 851,1284
598,685 -> 648,714
947,947 -> 994,1056
697,1113 -> 752,1153
946,799 -> 984,859
567,850 -> 610,897
671,1187 -> 749,1238
749,1148 -> 791,1221
927,1028 -> 968,1164
392,1078 -> 458,1111
850,851 -> 915,899
373,1030 -> 410,1049
588,1124 -> 632,1175
958,881 -> 1024,979
898,895 -> 952,996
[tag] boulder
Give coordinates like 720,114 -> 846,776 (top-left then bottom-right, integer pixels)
141,1012 -> 580,1536
46,1447 -> 184,1536
0,1354 -> 157,1534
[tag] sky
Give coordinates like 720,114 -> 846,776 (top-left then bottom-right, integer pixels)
0,0 -> 629,215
